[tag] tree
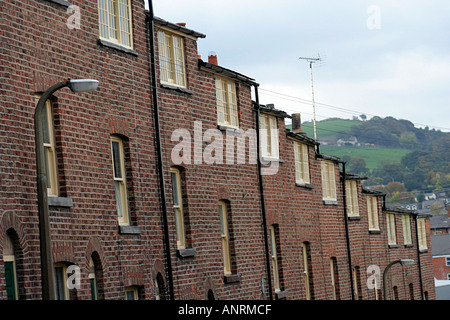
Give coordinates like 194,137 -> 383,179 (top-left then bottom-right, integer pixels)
399,132 -> 419,149
349,157 -> 367,174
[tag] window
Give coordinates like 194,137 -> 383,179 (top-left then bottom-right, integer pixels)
321,161 -> 337,201
125,286 -> 139,300
219,201 -> 232,275
402,214 -> 412,245
89,258 -> 98,300
216,77 -> 238,128
352,266 -> 363,300
269,225 -> 281,292
446,257 -> 450,267
259,113 -> 279,159
4,235 -> 18,300
54,263 -> 69,300
386,213 -> 397,245
294,142 -> 310,184
111,136 -> 129,225
157,30 -> 186,87
170,167 -> 185,249
302,242 -> 314,300
417,218 -> 428,251
330,257 -> 340,300
345,181 -> 359,217
367,196 -> 379,231
38,98 -> 58,197
98,0 -> 133,48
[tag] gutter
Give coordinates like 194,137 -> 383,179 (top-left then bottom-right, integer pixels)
254,84 -> 273,300
413,213 -> 424,300
146,2 -> 174,300
339,160 -> 355,300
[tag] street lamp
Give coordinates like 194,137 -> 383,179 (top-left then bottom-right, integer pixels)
383,259 -> 414,300
34,79 -> 98,300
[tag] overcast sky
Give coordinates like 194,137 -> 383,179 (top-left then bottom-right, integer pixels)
149,0 -> 450,132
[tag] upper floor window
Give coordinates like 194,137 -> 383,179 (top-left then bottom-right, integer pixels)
294,142 -> 310,184
269,225 -> 282,293
157,30 -> 186,87
417,218 -> 428,251
321,161 -> 337,201
216,77 -> 238,128
386,213 -> 397,245
259,113 -> 279,159
111,136 -> 130,225
402,214 -> 412,245
345,180 -> 359,217
98,0 -> 133,49
367,196 -> 379,231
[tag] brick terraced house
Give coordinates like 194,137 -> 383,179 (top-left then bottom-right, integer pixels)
0,0 -> 435,300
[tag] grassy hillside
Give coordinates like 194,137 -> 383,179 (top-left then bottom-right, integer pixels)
319,145 -> 410,169
301,118 -> 358,140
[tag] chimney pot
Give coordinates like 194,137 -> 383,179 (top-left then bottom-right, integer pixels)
176,22 -> 186,27
292,113 -> 306,134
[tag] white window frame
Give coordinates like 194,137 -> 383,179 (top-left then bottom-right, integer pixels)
111,136 -> 130,225
170,167 -> 185,249
367,196 -> 379,231
216,77 -> 239,129
157,29 -> 186,88
98,0 -> 133,49
294,142 -> 310,184
125,286 -> 139,300
386,213 -> 397,245
269,225 -> 281,292
402,214 -> 412,245
321,161 -> 337,201
417,218 -> 428,251
446,257 -> 450,267
345,180 -> 359,217
219,201 -> 232,275
302,242 -> 312,300
259,113 -> 279,159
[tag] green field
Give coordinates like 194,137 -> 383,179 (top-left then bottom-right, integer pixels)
302,119 -> 359,140
319,145 -> 411,169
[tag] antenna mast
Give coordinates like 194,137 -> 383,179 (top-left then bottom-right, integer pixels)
299,55 -> 321,141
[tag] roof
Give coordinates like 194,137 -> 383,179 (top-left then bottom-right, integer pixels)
316,153 -> 341,163
287,131 -> 319,146
256,104 -> 291,118
362,187 -> 386,196
345,173 -> 368,180
153,16 -> 206,39
431,234 -> 450,256
199,59 -> 257,86
430,214 -> 450,230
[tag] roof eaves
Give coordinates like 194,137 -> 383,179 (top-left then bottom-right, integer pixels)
154,16 -> 206,39
199,60 -> 257,86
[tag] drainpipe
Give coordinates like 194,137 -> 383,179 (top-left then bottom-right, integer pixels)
339,160 -> 355,300
413,213 -> 424,300
254,84 -> 273,300
146,2 -> 174,300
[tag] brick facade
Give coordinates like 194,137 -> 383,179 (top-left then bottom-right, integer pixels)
0,0 -> 435,300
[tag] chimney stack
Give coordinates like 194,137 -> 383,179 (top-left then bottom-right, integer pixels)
208,51 -> 218,65
292,113 -> 303,133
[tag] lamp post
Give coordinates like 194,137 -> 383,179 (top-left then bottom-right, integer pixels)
35,79 -> 98,300
382,259 -> 414,300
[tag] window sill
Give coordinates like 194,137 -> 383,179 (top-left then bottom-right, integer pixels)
119,225 -> 141,235
97,39 -> 138,56
45,0 -> 72,7
388,244 -> 399,249
369,229 -> 381,234
404,244 -> 414,248
419,248 -> 428,253
295,182 -> 314,189
261,157 -> 284,164
160,83 -> 193,94
323,200 -> 338,205
217,125 -> 242,135
48,197 -> 73,208
177,247 -> 196,258
348,216 -> 361,221
275,290 -> 288,300
224,273 -> 241,284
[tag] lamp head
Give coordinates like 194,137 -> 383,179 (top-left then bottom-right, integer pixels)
68,79 -> 99,93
